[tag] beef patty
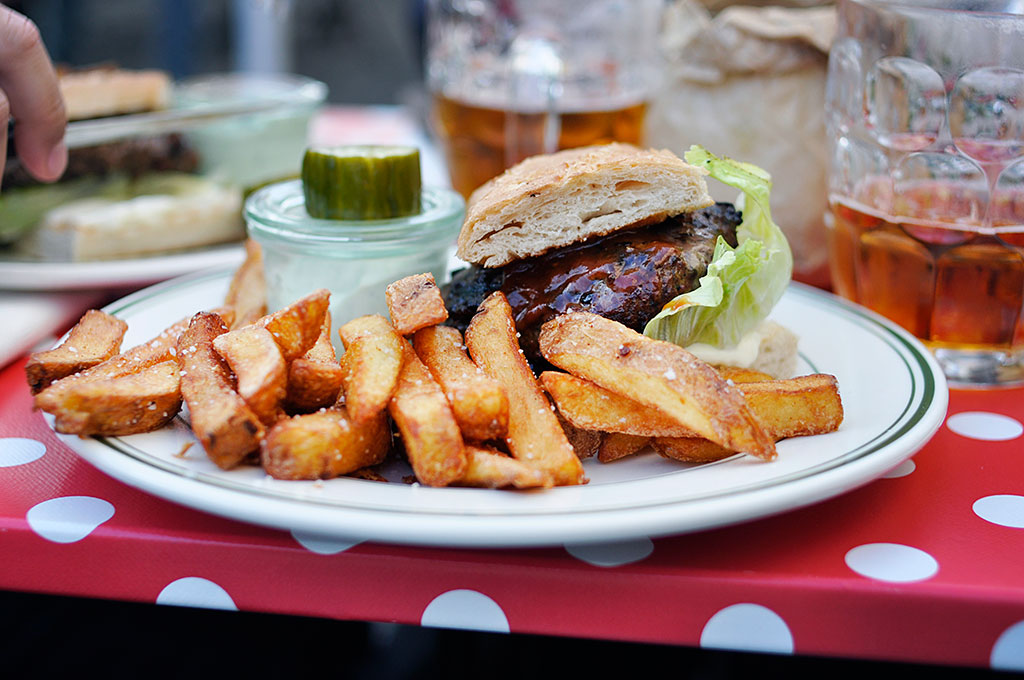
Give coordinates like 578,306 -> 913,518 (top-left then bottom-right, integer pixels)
443,202 -> 742,362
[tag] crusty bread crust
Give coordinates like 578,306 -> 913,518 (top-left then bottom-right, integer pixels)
456,143 -> 714,268
59,68 -> 171,120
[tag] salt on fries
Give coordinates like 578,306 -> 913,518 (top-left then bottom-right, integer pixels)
28,250 -> 844,489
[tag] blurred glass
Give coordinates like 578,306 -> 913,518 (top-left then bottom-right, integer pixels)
425,0 -> 663,199
825,0 -> 1024,387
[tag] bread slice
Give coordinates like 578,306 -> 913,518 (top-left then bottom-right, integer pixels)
456,143 -> 715,268
59,67 -> 171,120
748,320 -> 799,379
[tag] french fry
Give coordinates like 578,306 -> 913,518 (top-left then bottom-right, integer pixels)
339,314 -> 405,423
598,432 -> 651,463
38,359 -> 181,436
542,370 -> 844,442
465,292 -> 585,486
538,312 -> 777,461
213,324 -> 288,425
176,311 -> 264,470
556,412 -> 600,459
412,324 -> 508,442
259,288 -> 330,361
225,239 -> 267,329
388,345 -> 467,487
26,309 -> 128,394
454,445 -> 552,489
540,371 -> 690,438
284,314 -> 344,413
260,406 -> 390,480
651,437 -> 737,464
713,365 -> 775,383
385,272 -> 449,336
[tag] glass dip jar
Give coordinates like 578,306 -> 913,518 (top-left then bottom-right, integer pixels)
245,179 -> 465,351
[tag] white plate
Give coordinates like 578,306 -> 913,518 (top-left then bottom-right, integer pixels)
0,244 -> 246,291
53,269 -> 949,548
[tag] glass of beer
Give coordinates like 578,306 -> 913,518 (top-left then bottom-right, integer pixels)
425,0 -> 663,199
825,0 -> 1024,387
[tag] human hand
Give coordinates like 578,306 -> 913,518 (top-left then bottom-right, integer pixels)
0,4 -> 67,188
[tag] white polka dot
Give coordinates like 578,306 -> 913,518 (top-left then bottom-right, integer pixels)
0,438 -> 46,467
26,496 -> 114,543
973,495 -> 1024,529
947,411 -> 1023,441
565,537 -> 654,566
844,543 -> 938,582
991,620 -> 1024,671
291,530 -> 363,554
700,604 -> 794,654
882,458 -> 916,478
420,590 -> 510,633
156,577 -> 238,610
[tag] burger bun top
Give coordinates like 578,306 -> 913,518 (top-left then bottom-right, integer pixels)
456,143 -> 715,268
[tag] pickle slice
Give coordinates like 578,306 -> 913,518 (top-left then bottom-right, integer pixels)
302,145 -> 422,220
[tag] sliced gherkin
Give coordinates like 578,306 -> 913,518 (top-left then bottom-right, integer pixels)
302,145 -> 422,220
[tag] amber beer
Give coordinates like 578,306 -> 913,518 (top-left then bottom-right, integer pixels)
827,180 -> 1024,352
431,94 -> 647,199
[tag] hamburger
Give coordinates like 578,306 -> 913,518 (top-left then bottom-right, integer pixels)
442,143 -> 797,376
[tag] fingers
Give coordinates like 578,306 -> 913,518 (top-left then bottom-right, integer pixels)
0,5 -> 67,184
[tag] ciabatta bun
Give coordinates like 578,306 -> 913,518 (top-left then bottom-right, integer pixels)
59,67 -> 171,121
456,143 -> 715,268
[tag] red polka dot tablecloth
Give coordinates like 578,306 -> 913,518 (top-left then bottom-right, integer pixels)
1,355 -> 1023,672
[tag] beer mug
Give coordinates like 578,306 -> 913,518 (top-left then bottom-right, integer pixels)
425,0 -> 664,198
825,0 -> 1024,386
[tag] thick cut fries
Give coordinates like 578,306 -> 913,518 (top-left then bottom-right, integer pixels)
260,407 -> 390,480
556,412 -> 600,459
26,309 -> 128,394
285,314 -> 344,413
598,432 -> 651,463
386,273 -> 449,336
225,239 -> 267,329
454,445 -> 552,489
412,324 -> 508,442
465,292 -> 585,486
538,312 -> 776,461
388,345 -> 467,487
651,437 -> 738,464
213,324 -> 288,425
40,359 -> 181,436
339,314 -> 405,423
259,288 -> 330,362
176,311 -> 264,470
543,371 -> 843,442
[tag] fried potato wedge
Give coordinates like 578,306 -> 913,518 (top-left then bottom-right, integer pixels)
412,324 -> 509,442
285,314 -> 344,413
713,365 -> 775,384
388,345 -> 467,487
259,288 -> 330,361
176,311 -> 264,470
597,432 -> 651,463
37,359 -> 181,436
538,312 -> 776,461
213,324 -> 287,425
540,371 -> 691,438
543,370 -> 843,441
339,314 -> 405,423
651,437 -> 738,464
225,239 -> 267,329
386,272 -> 449,336
26,309 -> 128,394
454,445 -> 553,489
466,292 -> 585,486
260,406 -> 390,480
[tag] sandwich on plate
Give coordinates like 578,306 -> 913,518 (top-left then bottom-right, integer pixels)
1,66 -> 244,261
442,142 -> 797,377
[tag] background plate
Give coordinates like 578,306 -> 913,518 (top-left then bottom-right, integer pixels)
53,269 -> 949,548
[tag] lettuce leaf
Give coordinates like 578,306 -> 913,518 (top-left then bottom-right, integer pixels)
643,146 -> 793,348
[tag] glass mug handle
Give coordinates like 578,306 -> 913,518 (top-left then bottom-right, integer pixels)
505,34 -> 564,167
